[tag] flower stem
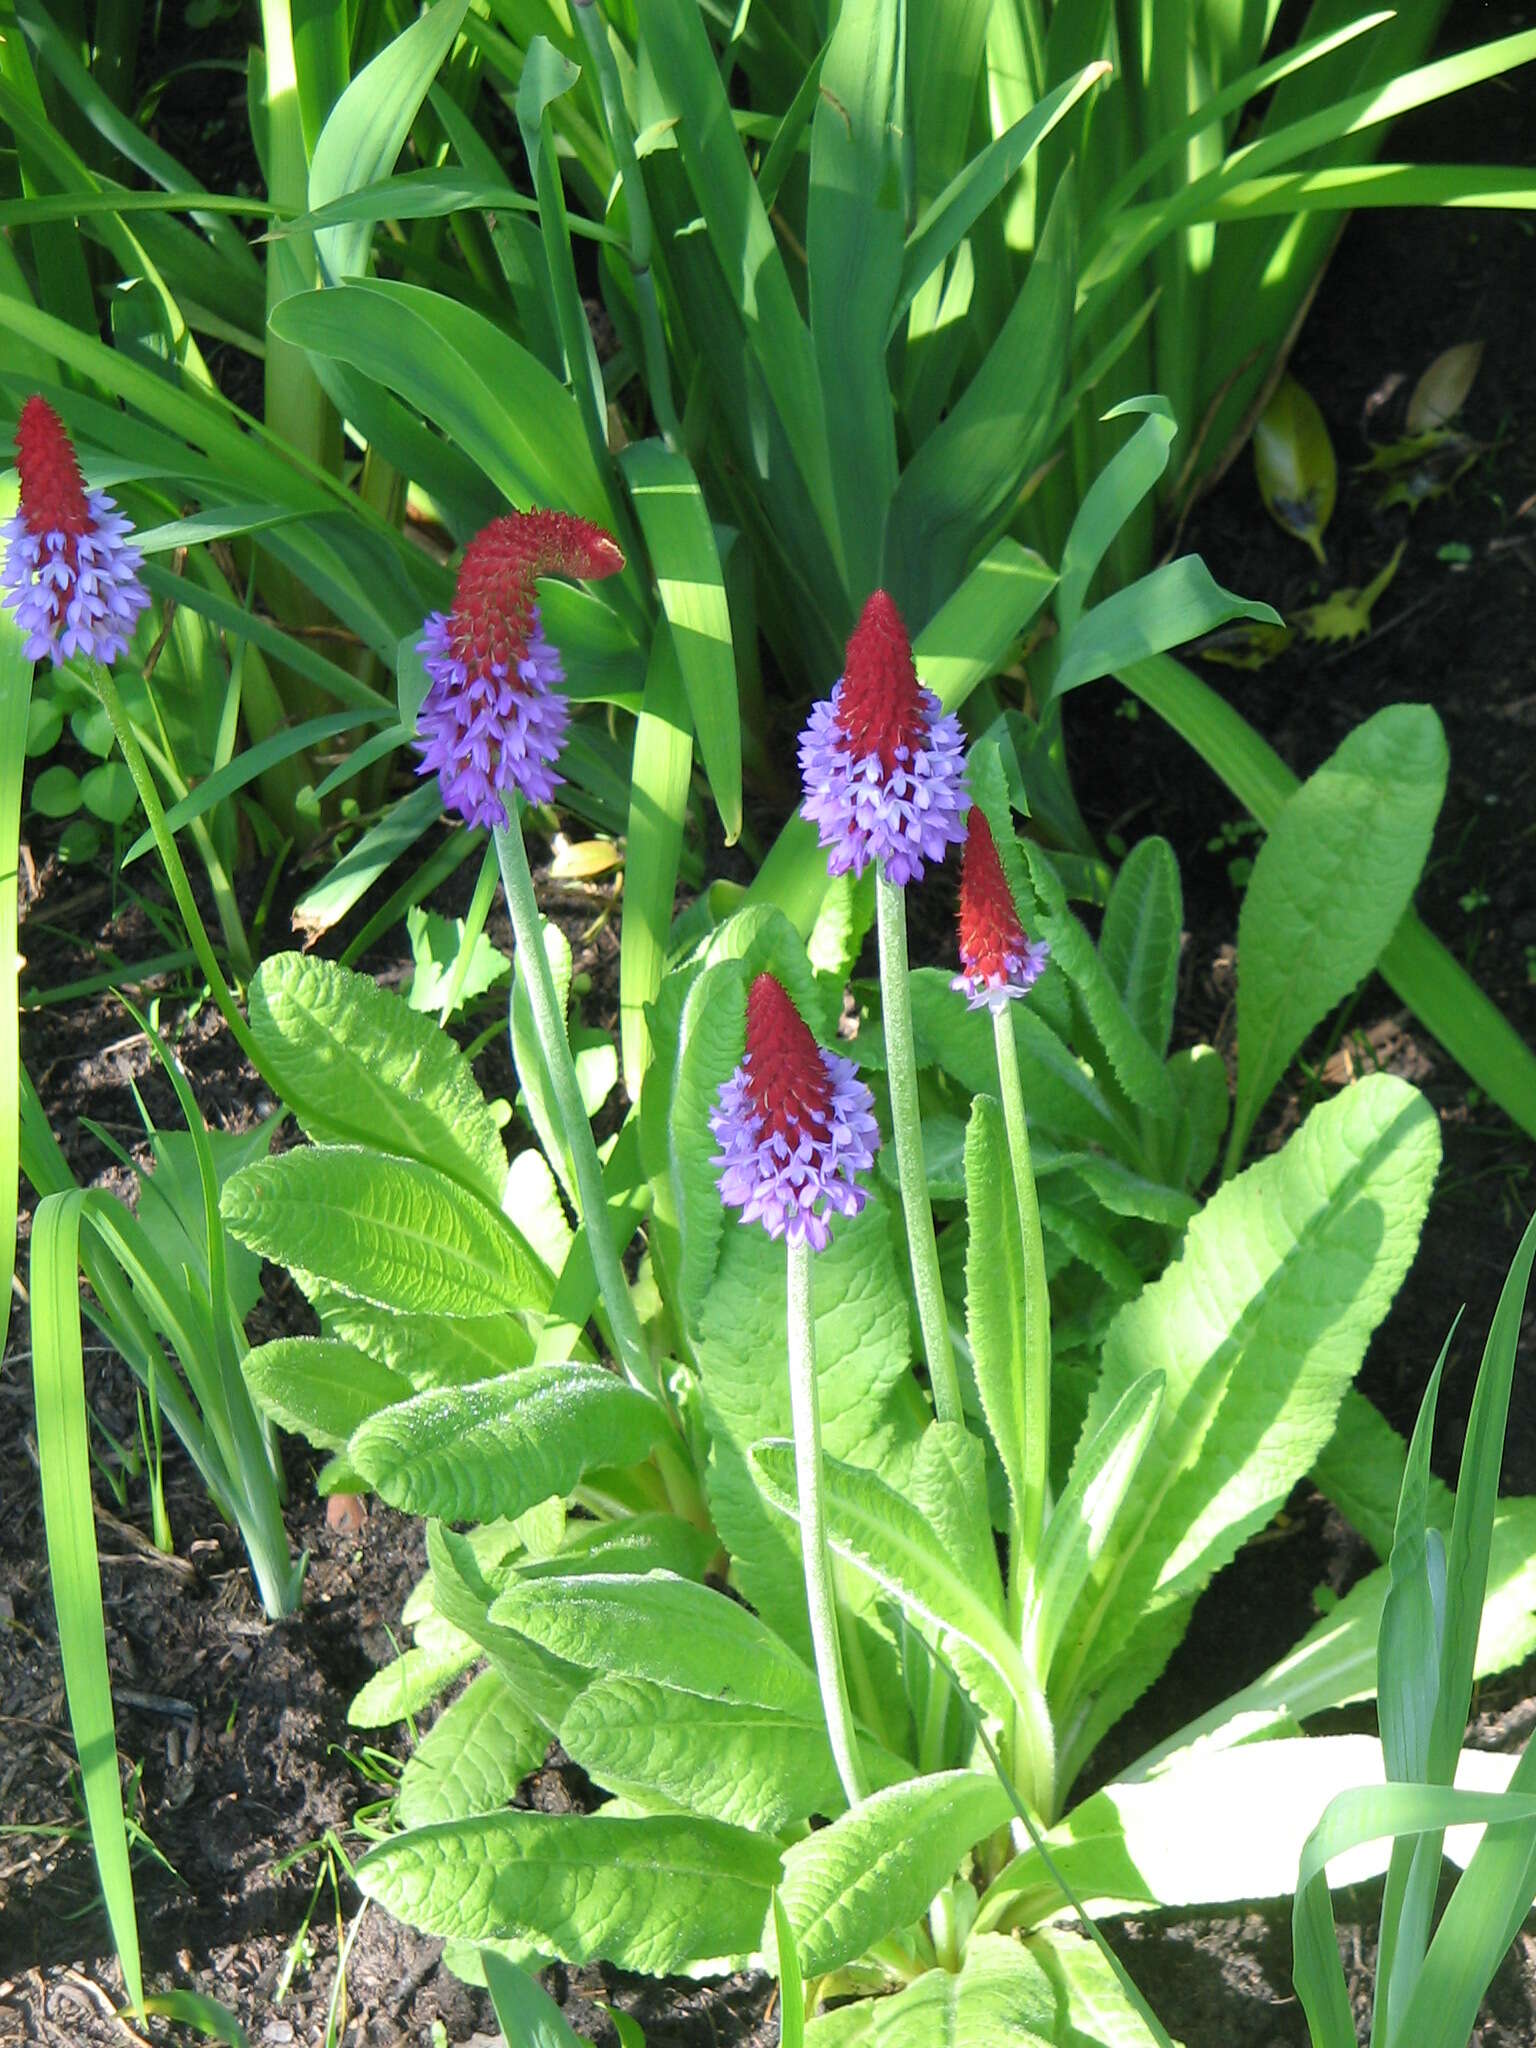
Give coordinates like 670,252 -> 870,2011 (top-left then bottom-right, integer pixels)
91,663 -> 262,1073
992,1006 -> 1051,1565
493,814 -> 656,1402
875,869 -> 962,1426
787,1237 -> 866,1809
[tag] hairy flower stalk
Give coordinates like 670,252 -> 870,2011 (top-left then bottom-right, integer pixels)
956,806 -> 1054,1565
801,591 -> 966,1426
2,396 -> 150,668
711,973 -> 875,1804
418,509 -> 659,1414
1,399 -> 264,1071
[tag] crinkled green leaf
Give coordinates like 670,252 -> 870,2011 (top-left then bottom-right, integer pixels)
775,1773 -> 1013,1977
356,1810 -> 782,1975
222,1148 -> 548,1319
248,952 -> 506,1206
348,1366 -> 670,1523
397,1669 -> 547,1828
242,1336 -> 411,1451
1099,838 -> 1182,1061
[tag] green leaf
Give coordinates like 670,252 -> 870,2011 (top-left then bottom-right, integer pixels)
1253,373 -> 1336,562
269,278 -> 615,530
983,1736 -> 1518,1932
1099,838 -> 1182,1061
221,1148 -> 550,1319
694,1197 -> 921,1655
1052,558 -> 1280,701
883,170 -> 1075,623
619,621 -> 694,1094
640,0 -> 840,560
1027,1371 -> 1165,1678
1052,1076 -> 1439,1765
426,1522 -> 586,1729
249,953 -> 507,1207
308,0 -> 473,284
80,760 -> 137,826
1231,705 -> 1448,1166
808,0 -> 904,591
776,1771 -> 1014,1977
490,1571 -> 822,1715
1056,398 -> 1178,637
804,1931 -> 1155,2046
482,1949 -> 587,2048
621,440 -> 740,843
31,762 -> 81,818
242,1336 -> 412,1451
909,1423 -> 1004,1616
773,1892 -> 805,2048
304,1283 -> 536,1391
517,1513 -> 717,1585
397,1670 -> 548,1829
895,66 -> 1109,334
560,1677 -> 852,1833
348,1366 -> 669,1524
752,1443 -> 1030,1725
349,1639 -> 479,1728
356,1810 -> 783,1974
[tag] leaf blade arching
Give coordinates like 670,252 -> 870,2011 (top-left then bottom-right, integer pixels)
1052,1074 -> 1440,1744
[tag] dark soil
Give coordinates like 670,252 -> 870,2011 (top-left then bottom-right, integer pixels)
4,5 -> 1536,2047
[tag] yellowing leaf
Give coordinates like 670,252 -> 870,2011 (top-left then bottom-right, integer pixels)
1197,619 -> 1295,670
1406,340 -> 1483,435
1293,541 -> 1406,646
548,837 -> 623,880
1254,375 -> 1336,563
1362,429 -> 1481,514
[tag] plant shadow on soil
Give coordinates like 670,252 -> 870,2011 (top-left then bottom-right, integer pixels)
5,11 -> 1536,2048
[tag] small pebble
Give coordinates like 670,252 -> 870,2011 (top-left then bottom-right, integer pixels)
262,2022 -> 294,2045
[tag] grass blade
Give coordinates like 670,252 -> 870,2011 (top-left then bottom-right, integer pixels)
30,1191 -> 144,2012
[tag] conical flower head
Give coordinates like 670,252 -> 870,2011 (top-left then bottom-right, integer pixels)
798,588 -> 967,886
415,509 -> 624,829
2,396 -> 149,667
952,806 -> 1050,1012
709,971 -> 880,1251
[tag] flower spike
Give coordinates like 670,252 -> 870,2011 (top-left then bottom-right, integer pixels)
2,397 -> 149,668
952,806 -> 1050,1012
710,973 -> 880,1252
415,509 -> 625,829
798,589 -> 967,886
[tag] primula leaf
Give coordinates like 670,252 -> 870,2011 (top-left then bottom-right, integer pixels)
694,1195 -> 922,1655
304,1282 -> 537,1389
348,1365 -> 671,1523
774,1771 -> 1014,1977
249,952 -> 507,1207
1232,704 -> 1447,1166
804,1931 -> 1163,2047
223,1148 -> 550,1320
396,1669 -> 547,1829
489,1571 -> 822,1716
349,1638 -> 479,1728
909,1423 -> 1004,1616
1052,1075 -> 1439,1762
356,1810 -> 783,1975
752,1442 -> 1029,1726
516,1513 -> 717,1585
1099,838 -> 1182,1061
560,1677 -> 851,1834
981,1736 -> 1517,1932
242,1336 -> 411,1451
426,1523 -> 586,1731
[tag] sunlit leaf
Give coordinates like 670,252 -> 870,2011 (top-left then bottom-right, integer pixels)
1405,339 -> 1483,435
1293,540 -> 1407,646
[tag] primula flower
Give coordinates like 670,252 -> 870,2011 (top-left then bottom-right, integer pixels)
952,806 -> 1050,1012
710,972 -> 880,1252
2,396 -> 149,668
415,509 -> 624,829
799,588 -> 967,886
